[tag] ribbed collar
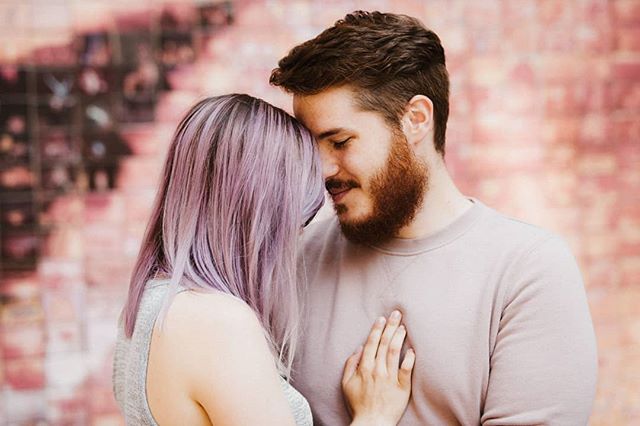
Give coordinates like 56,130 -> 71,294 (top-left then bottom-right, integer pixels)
365,198 -> 487,256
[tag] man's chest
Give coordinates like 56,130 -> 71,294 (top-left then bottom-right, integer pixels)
295,257 -> 502,423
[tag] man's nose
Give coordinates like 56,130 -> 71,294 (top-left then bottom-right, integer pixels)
319,146 -> 339,179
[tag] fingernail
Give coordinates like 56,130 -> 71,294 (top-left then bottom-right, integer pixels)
399,325 -> 405,332
391,310 -> 401,320
377,316 -> 386,325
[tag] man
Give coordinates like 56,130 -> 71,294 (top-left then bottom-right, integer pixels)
270,11 -> 597,425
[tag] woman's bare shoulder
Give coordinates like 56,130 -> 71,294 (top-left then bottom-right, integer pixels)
155,289 -> 293,423
159,289 -> 265,347
148,289 -> 293,425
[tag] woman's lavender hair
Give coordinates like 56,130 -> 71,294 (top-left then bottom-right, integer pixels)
121,94 -> 324,377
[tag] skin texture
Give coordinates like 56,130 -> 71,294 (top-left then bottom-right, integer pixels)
147,291 -> 298,425
293,85 -> 473,241
343,311 -> 415,426
294,86 -> 394,225
145,291 -> 415,425
325,129 -> 429,246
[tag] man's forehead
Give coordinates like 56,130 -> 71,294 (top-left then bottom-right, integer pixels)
293,88 -> 358,135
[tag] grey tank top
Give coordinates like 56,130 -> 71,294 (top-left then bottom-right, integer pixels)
112,280 -> 313,425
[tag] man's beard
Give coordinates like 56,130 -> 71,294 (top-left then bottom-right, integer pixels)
327,133 -> 429,246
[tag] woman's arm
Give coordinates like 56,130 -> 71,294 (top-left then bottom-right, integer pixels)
160,291 -> 297,426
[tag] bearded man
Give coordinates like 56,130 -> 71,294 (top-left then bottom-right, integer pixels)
271,11 -> 597,426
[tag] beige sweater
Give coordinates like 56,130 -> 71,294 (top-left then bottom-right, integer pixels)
293,199 -> 597,425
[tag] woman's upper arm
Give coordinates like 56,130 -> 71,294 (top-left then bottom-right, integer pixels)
177,293 -> 297,426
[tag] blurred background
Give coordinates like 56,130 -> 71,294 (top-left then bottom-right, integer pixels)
0,0 -> 638,424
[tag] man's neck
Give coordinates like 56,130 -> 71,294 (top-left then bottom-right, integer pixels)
396,162 -> 472,240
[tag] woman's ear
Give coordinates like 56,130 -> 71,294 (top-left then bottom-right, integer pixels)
401,95 -> 434,150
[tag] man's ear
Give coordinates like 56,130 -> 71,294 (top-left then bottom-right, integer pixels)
401,95 -> 434,150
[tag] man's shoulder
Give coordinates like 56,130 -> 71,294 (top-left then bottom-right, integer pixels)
477,202 -> 566,254
473,202 -> 581,284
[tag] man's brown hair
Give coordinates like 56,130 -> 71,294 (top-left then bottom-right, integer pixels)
270,10 -> 450,154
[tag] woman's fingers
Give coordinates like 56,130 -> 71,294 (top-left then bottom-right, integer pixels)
375,310 -> 402,374
386,324 -> 407,376
342,345 -> 363,386
360,316 -> 386,373
398,348 -> 416,388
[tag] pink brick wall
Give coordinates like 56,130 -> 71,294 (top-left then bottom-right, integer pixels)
0,0 -> 638,424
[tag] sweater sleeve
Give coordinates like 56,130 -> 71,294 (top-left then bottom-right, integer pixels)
481,236 -> 598,425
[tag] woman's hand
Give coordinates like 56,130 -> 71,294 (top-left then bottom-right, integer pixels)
342,311 -> 415,426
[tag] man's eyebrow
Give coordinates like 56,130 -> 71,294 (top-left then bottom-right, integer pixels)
317,128 -> 350,140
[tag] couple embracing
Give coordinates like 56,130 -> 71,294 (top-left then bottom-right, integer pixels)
113,11 -> 597,426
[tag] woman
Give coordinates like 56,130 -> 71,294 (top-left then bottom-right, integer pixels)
113,94 -> 415,425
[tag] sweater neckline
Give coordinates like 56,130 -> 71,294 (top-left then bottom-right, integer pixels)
366,198 -> 486,256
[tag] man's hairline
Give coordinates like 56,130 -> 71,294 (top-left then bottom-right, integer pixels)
291,83 -> 408,139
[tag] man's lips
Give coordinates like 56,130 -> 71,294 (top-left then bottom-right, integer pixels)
326,179 -> 359,203
327,187 -> 349,196
329,188 -> 350,203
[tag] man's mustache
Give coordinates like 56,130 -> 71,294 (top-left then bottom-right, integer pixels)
325,179 -> 359,192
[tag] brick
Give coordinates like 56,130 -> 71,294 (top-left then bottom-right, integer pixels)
509,62 -> 536,85
155,92 -> 199,124
501,1 -> 538,51
42,227 -> 83,260
579,152 -> 619,176
84,193 -> 126,226
617,141 -> 640,172
1,300 -> 45,326
0,274 -> 41,300
543,144 -> 577,168
538,55 -> 610,82
611,117 -> 640,145
1,322 -> 45,358
116,157 -> 163,190
39,194 -> 85,227
616,27 -> 640,51
468,56 -> 512,85
472,113 -> 542,146
440,27 -> 469,58
578,114 -> 610,146
82,223 -> 125,258
118,125 -> 162,156
5,357 -> 45,390
46,321 -> 83,354
2,388 -> 46,422
42,285 -> 84,323
612,61 -> 640,80
613,0 -> 640,25
46,352 -> 86,388
88,383 -> 121,416
541,118 -> 580,144
47,388 -> 89,425
90,413 -> 126,426
543,85 -> 578,115
84,257 -> 131,289
573,1 -> 615,53
609,80 -> 640,110
423,0 -> 466,26
583,260 -> 622,289
37,260 -> 83,289
0,2 -> 33,34
620,257 -> 640,287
